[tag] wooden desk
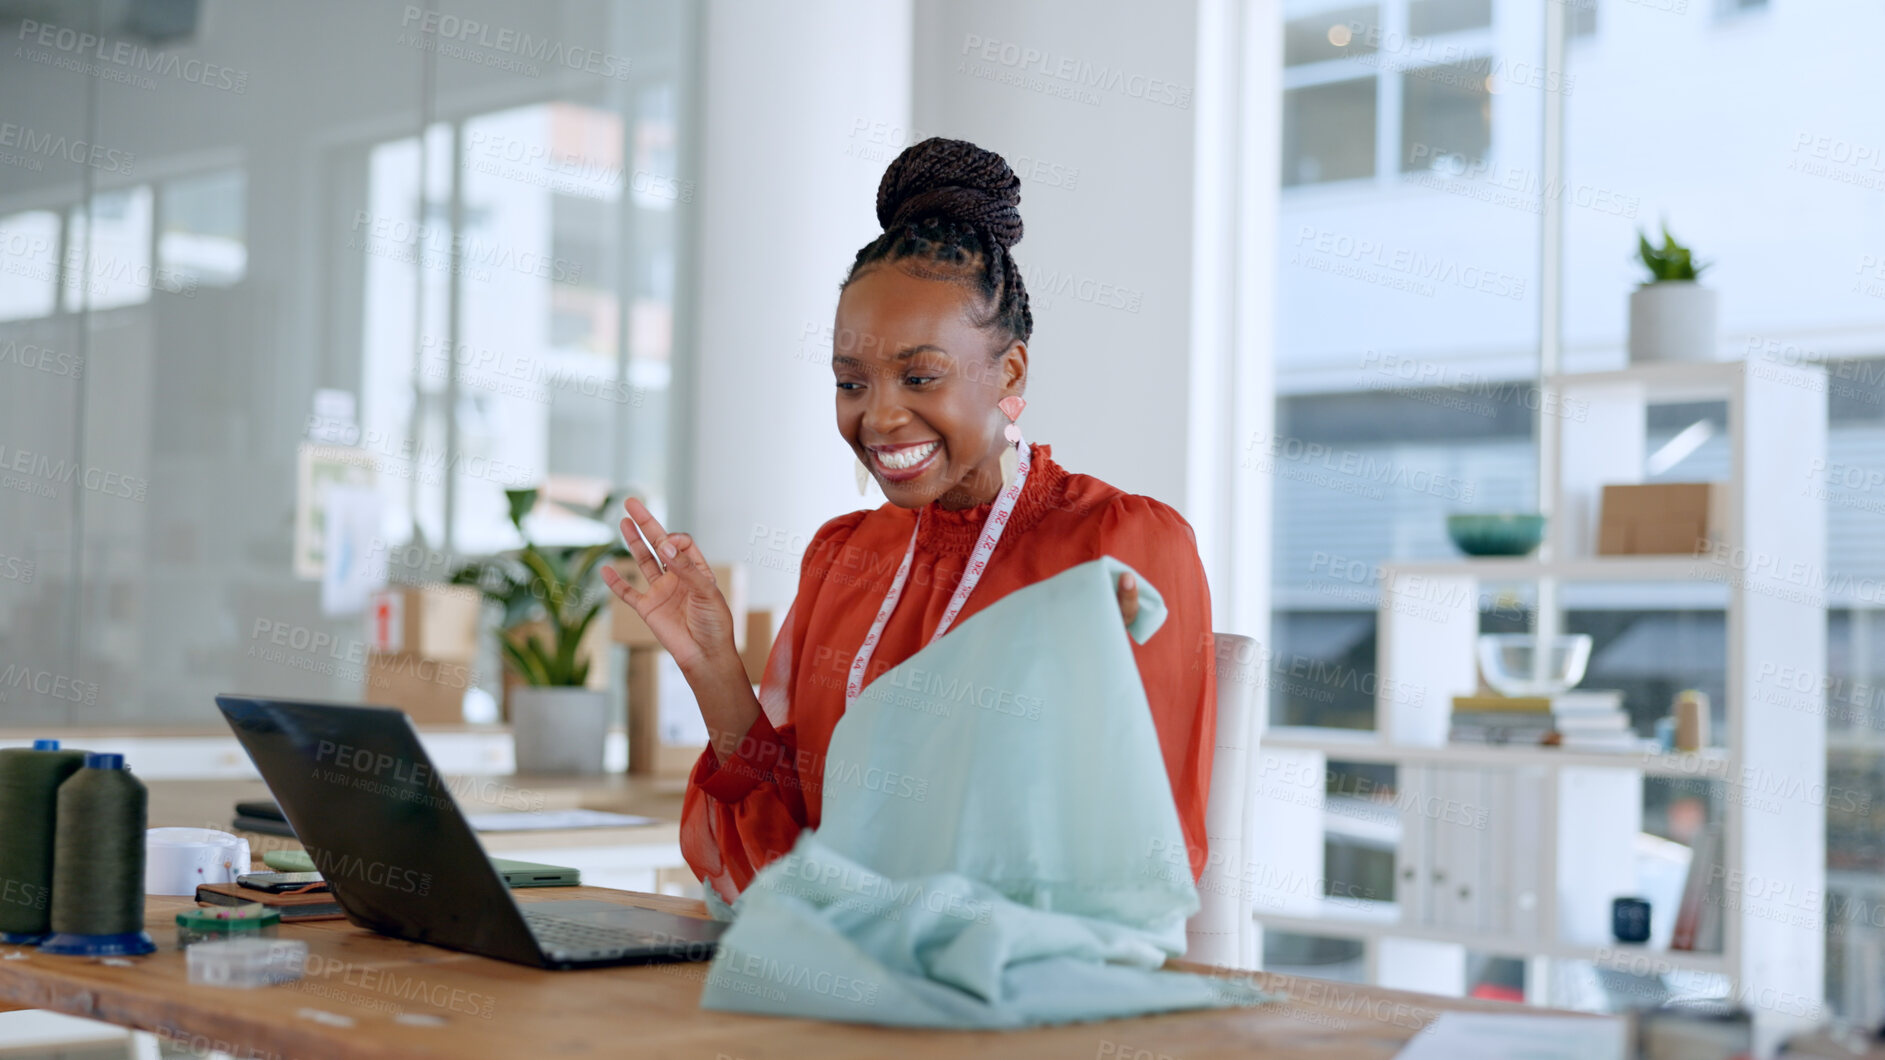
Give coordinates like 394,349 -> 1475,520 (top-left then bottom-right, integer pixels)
0,887 -> 1602,1060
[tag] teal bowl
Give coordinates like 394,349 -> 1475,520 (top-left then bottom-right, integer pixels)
1446,513 -> 1546,557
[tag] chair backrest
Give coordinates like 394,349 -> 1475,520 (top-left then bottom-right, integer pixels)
1184,632 -> 1258,970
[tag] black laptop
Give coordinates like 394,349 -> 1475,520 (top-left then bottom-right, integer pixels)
213,694 -> 723,969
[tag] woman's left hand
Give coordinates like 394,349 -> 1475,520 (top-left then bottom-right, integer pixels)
1116,571 -> 1139,627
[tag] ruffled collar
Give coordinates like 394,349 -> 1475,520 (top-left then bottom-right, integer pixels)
911,443 -> 1071,556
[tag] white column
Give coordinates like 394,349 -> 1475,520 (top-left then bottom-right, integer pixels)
686,0 -> 915,610
910,0 -> 1202,505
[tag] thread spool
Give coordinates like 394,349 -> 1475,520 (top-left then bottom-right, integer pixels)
39,754 -> 155,957
0,740 -> 89,943
1674,689 -> 1710,752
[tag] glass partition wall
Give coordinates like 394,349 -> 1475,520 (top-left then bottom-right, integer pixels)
0,1 -> 695,727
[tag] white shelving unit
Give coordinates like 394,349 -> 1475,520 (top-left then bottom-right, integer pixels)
1250,360 -> 1827,1054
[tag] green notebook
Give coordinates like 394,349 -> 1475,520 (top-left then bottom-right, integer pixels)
263,849 -> 579,887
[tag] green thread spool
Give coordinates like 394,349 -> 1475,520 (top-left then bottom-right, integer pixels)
40,754 -> 155,956
0,740 -> 88,943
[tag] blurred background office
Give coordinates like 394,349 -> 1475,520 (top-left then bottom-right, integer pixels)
3,0 -> 1883,1030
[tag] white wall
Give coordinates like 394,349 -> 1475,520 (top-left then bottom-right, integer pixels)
900,0 -> 1278,635
908,0 -> 1202,507
687,0 -> 915,610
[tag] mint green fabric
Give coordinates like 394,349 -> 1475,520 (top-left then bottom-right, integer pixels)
699,557 -> 1276,1027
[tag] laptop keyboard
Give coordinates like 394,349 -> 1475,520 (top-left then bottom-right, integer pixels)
522,910 -> 675,955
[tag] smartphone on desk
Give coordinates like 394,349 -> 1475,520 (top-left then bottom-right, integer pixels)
237,871 -> 327,894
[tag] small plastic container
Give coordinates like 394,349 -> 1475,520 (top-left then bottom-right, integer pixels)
175,903 -> 281,948
186,938 -> 307,988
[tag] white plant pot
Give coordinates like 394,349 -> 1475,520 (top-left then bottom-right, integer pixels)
510,686 -> 610,775
1627,281 -> 1720,363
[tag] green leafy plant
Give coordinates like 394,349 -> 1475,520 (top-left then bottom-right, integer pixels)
449,487 -> 631,688
1637,224 -> 1709,284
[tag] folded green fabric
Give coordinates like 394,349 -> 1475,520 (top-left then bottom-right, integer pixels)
701,557 -> 1277,1027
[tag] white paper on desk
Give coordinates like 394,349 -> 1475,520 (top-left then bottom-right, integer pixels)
465,809 -> 659,832
1394,1012 -> 1627,1060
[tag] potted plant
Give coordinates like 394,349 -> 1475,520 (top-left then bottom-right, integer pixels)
1627,224 -> 1718,364
452,488 -> 623,775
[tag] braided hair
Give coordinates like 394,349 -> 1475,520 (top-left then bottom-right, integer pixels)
843,137 -> 1033,348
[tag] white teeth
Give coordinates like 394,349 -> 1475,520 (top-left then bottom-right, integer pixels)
875,442 -> 938,470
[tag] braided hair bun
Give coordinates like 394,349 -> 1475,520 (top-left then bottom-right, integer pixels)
846,138 -> 1033,345
875,137 -> 1024,251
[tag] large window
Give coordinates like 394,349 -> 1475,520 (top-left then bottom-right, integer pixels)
1266,0 -> 1885,1019
0,1 -> 695,726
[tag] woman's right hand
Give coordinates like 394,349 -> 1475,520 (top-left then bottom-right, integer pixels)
601,498 -> 738,675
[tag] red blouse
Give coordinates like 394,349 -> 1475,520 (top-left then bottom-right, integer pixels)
681,444 -> 1218,904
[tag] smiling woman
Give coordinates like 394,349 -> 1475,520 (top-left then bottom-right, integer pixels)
602,138 -> 1220,904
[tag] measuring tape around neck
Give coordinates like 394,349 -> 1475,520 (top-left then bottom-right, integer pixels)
843,439 -> 1031,711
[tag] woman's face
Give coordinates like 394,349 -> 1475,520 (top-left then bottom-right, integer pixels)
833,266 -> 1026,511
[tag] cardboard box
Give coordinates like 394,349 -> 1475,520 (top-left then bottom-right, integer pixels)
608,559 -> 747,650
627,645 -> 708,776
366,584 -> 483,661
741,609 -> 775,685
1597,483 -> 1726,556
364,652 -> 476,724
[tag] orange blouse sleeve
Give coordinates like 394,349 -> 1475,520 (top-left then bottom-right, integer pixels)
680,512 -> 866,905
1099,494 -> 1218,883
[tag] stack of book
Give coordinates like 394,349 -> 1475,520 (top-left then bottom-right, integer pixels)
1449,691 -> 1635,750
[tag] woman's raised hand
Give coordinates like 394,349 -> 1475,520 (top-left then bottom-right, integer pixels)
600,498 -> 738,675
